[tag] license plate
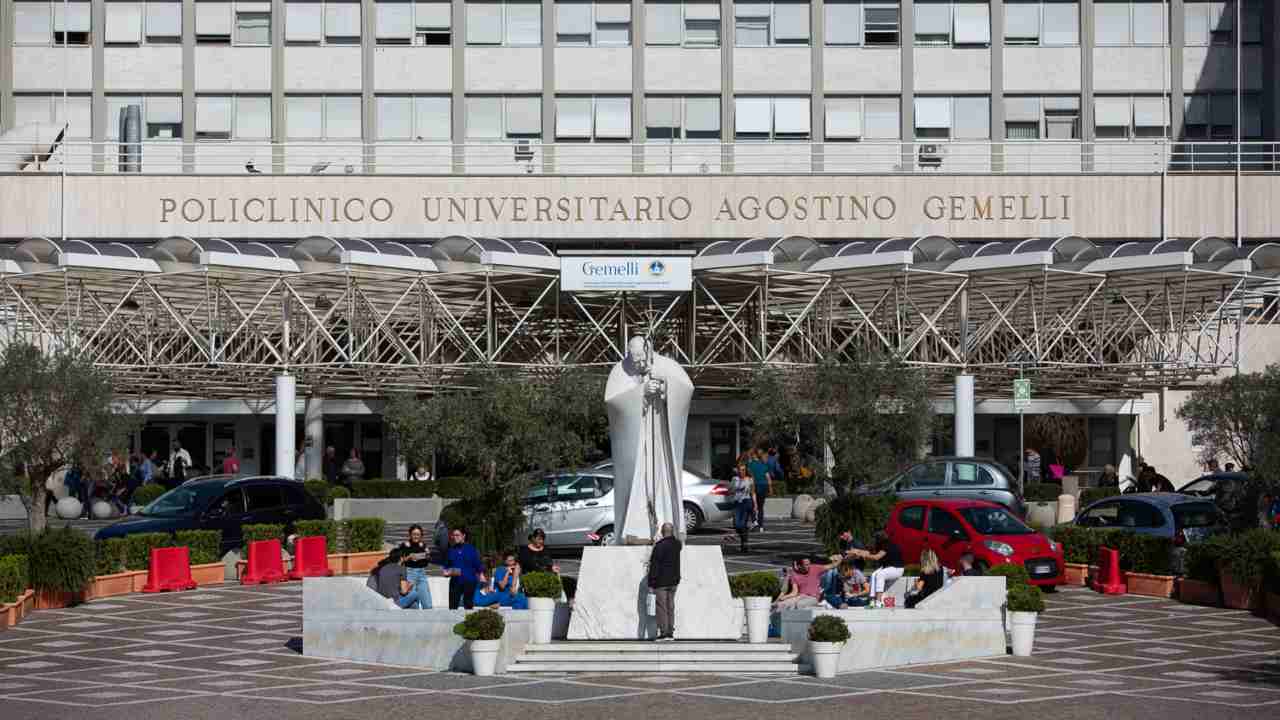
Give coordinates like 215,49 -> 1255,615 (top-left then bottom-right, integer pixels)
1033,564 -> 1052,575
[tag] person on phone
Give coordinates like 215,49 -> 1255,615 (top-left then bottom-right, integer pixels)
398,524 -> 432,609
475,552 -> 528,609
444,527 -> 482,609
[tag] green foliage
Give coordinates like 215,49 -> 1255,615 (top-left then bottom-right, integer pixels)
808,615 -> 851,643
303,480 -> 331,505
94,538 -> 127,575
1219,529 -> 1280,588
1080,486 -> 1120,507
350,481 -> 437,499
329,485 -> 351,500
1007,583 -> 1046,613
453,608 -> 505,640
131,484 -> 167,507
521,571 -> 563,599
815,494 -> 897,554
242,523 -> 286,549
293,520 -> 338,552
1266,550 -> 1280,595
1047,526 -> 1172,575
729,571 -> 783,599
986,563 -> 1031,588
175,530 -> 222,565
342,518 -> 386,553
1024,484 -> 1061,502
124,533 -> 173,571
436,476 -> 473,498
29,527 -> 96,593
0,555 -> 25,604
0,534 -> 33,583
1185,535 -> 1227,584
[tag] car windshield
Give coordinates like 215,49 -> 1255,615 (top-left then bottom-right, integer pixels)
1178,479 -> 1215,496
140,483 -> 227,517
1173,502 -> 1222,528
959,506 -> 1036,535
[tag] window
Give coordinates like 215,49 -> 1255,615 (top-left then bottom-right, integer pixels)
196,95 -> 271,139
1183,94 -> 1262,140
1094,95 -> 1168,140
951,462 -> 995,487
12,94 -> 92,137
14,1 -> 91,45
734,2 -> 809,47
903,462 -> 947,488
375,1 -> 451,45
557,2 -> 631,46
1087,418 -> 1115,468
1004,1 -> 1078,46
825,1 -> 901,46
914,96 -> 989,139
465,95 -> 542,140
897,504 -> 926,530
1184,1 -> 1255,46
106,95 -> 182,139
1094,1 -> 1165,46
734,96 -> 810,140
196,3 -> 273,44
914,1 -> 989,47
466,1 -> 540,46
1077,500 -> 1120,527
215,489 -> 246,515
556,96 -> 631,141
1004,96 -> 1079,139
645,96 -> 721,140
285,1 -> 360,45
244,485 -> 282,512
376,95 -> 451,139
824,96 -> 900,140
926,508 -> 966,537
286,95 -> 362,138
646,1 -> 720,47
105,2 -> 182,45
1116,500 -> 1165,528
236,5 -> 272,44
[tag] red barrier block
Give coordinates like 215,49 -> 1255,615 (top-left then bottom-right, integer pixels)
141,546 -> 197,593
1091,547 -> 1126,595
288,535 -> 334,580
241,539 -> 288,585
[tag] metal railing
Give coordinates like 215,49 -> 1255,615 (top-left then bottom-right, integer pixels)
3,140 -> 1278,176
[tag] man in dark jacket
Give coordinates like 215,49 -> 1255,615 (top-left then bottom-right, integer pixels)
647,522 -> 682,642
323,446 -> 341,486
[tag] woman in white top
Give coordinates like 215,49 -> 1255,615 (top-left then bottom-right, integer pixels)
730,464 -> 756,555
410,465 -> 432,483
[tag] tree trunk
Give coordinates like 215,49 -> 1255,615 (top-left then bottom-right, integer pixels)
29,482 -> 47,532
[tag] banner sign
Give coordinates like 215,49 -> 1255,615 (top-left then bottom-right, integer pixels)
560,256 -> 693,292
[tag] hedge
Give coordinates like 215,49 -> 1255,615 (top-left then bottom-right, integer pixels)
1080,486 -> 1121,507
1047,525 -> 1173,575
351,481 -> 437,499
814,494 -> 897,554
1217,529 -> 1280,588
29,527 -> 96,593
303,480 -> 331,505
986,563 -> 1031,588
131,484 -> 167,506
175,530 -> 222,565
1024,484 -> 1061,502
124,533 -> 174,571
293,519 -> 339,553
1184,535 -> 1226,583
0,555 -> 24,604
342,518 -> 386,553
242,523 -> 286,549
329,485 -> 351,500
95,538 -> 127,575
0,534 -> 33,585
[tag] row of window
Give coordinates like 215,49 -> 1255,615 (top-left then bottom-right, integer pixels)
10,0 -> 1263,49
17,92 -> 1261,142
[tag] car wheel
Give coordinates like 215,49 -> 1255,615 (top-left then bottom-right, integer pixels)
595,526 -> 614,546
683,503 -> 704,533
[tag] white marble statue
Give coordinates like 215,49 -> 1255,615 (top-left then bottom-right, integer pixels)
605,336 -> 693,545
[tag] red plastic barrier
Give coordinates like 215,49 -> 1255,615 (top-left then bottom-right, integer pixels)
141,546 -> 197,593
288,535 -> 334,580
241,538 -> 288,585
1091,547 -> 1126,595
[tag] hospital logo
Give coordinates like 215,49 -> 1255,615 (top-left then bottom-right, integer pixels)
648,260 -> 666,276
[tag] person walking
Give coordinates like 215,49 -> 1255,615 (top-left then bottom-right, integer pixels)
443,527 -> 482,609
648,522 -> 681,642
747,448 -> 773,532
729,463 -> 755,554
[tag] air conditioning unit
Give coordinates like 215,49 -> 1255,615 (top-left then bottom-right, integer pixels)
918,143 -> 944,169
513,140 -> 534,162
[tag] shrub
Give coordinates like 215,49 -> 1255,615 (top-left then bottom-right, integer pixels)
29,527 -> 96,594
1080,486 -> 1120,507
1007,583 -> 1046,613
1024,484 -> 1061,502
986,563 -> 1031,589
1266,550 -> 1280,595
343,518 -> 386,553
131,484 -> 167,507
0,555 -> 24,604
1185,535 -> 1227,584
0,534 -> 34,585
808,615 -> 851,643
1219,529 -> 1280,588
175,530 -> 222,565
1048,525 -> 1094,565
293,520 -> 338,552
1105,532 -> 1173,576
814,494 -> 897,554
95,538 -> 127,575
329,485 -> 351,500
303,480 -> 331,506
124,533 -> 174,571
436,476 -> 475,498
729,571 -> 782,599
242,523 -> 286,549
351,481 -> 437,499
453,608 -> 505,640
521,571 -> 563,599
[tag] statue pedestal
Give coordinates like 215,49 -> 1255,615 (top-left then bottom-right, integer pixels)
567,546 -> 743,640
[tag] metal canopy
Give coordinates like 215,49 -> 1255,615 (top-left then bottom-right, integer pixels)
0,234 -> 1274,401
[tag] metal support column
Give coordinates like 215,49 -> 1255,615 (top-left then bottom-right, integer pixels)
275,374 -> 297,478
954,374 -> 975,457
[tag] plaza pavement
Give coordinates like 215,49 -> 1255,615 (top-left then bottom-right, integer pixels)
1,519 -> 1279,719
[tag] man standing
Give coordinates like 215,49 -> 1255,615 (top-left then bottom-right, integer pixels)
323,446 -> 340,485
747,449 -> 773,532
221,446 -> 240,475
170,441 -> 192,487
141,451 -> 157,485
647,522 -> 681,642
444,527 -> 482,610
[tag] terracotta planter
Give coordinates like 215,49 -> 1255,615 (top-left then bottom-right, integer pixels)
342,551 -> 384,575
128,570 -> 151,593
1178,578 -> 1220,606
19,590 -> 33,618
1266,591 -> 1280,624
34,588 -> 82,609
89,572 -> 137,600
1125,572 -> 1175,598
191,562 -> 225,586
328,554 -> 346,575
1220,570 -> 1261,610
1064,563 -> 1089,586
1,602 -> 16,628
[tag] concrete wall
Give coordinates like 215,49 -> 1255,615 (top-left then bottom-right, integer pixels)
1002,48 -> 1082,93
464,48 -> 543,92
733,48 -> 811,93
13,47 -> 93,91
913,49 -> 991,93
824,49 -> 902,94
194,47 -> 273,92
555,48 -> 632,93
283,48 -> 364,92
373,48 -> 453,92
645,48 -> 720,93
103,48 -> 183,92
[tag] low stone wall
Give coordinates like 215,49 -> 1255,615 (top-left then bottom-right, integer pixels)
302,576 -> 532,673
762,497 -> 794,519
332,497 -> 455,523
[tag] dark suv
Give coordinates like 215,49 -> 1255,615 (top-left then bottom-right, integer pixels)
859,457 -> 1026,517
95,475 -> 326,555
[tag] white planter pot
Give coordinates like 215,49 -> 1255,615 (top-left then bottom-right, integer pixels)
529,596 -> 556,645
54,497 -> 82,520
1009,611 -> 1038,657
90,500 -> 115,519
469,639 -> 501,676
1025,501 -> 1058,529
810,640 -> 843,678
744,596 -> 771,644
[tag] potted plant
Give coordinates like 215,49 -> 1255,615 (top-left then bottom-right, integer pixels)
1007,583 -> 1045,657
1265,550 -> 1280,624
729,571 -> 782,644
30,528 -> 95,609
0,554 -> 23,629
453,608 -> 505,676
1023,484 -> 1060,530
1219,530 -> 1280,610
807,615 -> 849,679
177,530 -> 226,585
88,538 -> 133,599
1180,538 -> 1223,606
340,518 -> 387,574
1119,533 -> 1175,598
1050,525 -> 1093,586
521,571 -> 562,644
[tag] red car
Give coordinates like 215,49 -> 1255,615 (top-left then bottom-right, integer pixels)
885,499 -> 1065,587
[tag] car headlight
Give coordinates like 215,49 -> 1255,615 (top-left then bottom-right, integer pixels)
983,539 -> 1015,557
1048,540 -> 1061,554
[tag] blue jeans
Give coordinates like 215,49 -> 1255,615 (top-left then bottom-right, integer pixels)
405,567 -> 432,609
734,499 -> 753,531
396,588 -> 419,609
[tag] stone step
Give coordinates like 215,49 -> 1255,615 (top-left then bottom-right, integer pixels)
522,642 -> 785,653
507,661 -> 804,674
515,652 -> 799,663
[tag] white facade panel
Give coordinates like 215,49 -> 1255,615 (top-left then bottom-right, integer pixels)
914,49 -> 991,93
373,48 -> 453,92
733,48 -> 811,94
823,49 -> 902,94
555,48 -> 632,93
464,48 -> 542,92
12,47 -> 93,91
1182,46 -> 1263,93
1002,48 -> 1082,93
284,47 -> 364,92
103,47 -> 183,92
1092,48 -> 1170,93
644,48 -> 720,93
194,47 -> 273,92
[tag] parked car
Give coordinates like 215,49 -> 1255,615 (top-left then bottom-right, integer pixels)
885,498 -> 1065,587
1176,472 -> 1248,500
1072,492 -> 1227,574
519,466 -> 733,547
860,457 -> 1027,518
95,475 -> 326,555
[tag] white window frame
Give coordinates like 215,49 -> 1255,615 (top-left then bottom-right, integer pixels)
555,95 -> 632,141
1004,95 -> 1080,140
1182,93 -> 1262,140
374,1 -> 452,46
1093,94 -> 1169,141
12,93 -> 93,138
646,2 -> 722,48
464,95 -> 543,140
14,0 -> 93,46
823,96 -> 902,141
1183,1 -> 1246,47
1004,1 -> 1079,47
195,2 -> 274,46
465,1 -> 542,47
1094,1 -> 1166,47
195,95 -> 273,140
733,96 -> 811,140
556,2 -> 632,47
105,2 -> 184,45
914,1 -> 990,48
284,1 -> 361,46
235,5 -> 273,45
734,1 -> 811,48
374,95 -> 452,140
285,94 -> 363,139
644,95 -> 722,141
105,94 -> 183,140
913,95 -> 989,140
823,2 -> 902,47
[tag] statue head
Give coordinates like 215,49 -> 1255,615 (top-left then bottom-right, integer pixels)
626,336 -> 651,374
